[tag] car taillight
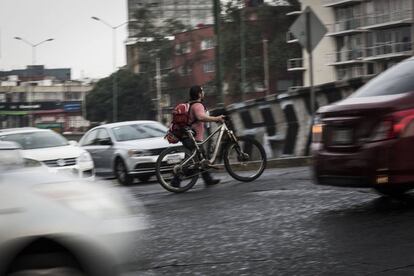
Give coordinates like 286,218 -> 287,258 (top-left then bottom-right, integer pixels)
369,108 -> 414,142
312,115 -> 324,143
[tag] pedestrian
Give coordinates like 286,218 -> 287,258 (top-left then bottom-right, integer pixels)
171,85 -> 225,187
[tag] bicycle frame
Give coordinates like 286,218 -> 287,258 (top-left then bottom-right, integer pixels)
181,122 -> 237,168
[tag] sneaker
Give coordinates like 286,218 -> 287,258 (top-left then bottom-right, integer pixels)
170,176 -> 181,188
205,179 -> 220,186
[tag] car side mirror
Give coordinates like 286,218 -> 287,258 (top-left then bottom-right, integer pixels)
99,138 -> 113,146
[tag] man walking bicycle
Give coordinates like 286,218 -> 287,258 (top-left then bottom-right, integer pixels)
171,85 -> 225,187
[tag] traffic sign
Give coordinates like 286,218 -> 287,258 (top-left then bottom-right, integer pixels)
289,6 -> 327,53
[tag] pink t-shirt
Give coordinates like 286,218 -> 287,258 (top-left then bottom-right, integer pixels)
189,102 -> 205,141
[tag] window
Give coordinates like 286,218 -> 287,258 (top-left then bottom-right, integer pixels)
201,38 -> 215,50
81,130 -> 97,146
203,61 -> 215,73
175,42 -> 191,55
112,123 -> 167,141
96,129 -> 111,142
352,60 -> 414,97
66,92 -> 81,101
177,65 -> 192,76
0,131 -> 68,150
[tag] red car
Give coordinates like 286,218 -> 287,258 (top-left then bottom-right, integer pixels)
312,58 -> 414,196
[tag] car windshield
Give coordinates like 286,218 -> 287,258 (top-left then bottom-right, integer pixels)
0,131 -> 69,149
112,123 -> 168,142
351,60 -> 414,98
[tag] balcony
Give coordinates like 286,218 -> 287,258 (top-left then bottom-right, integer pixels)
364,41 -> 412,61
336,65 -> 365,81
362,10 -> 412,29
327,48 -> 364,66
322,0 -> 362,8
287,58 -> 305,71
326,16 -> 365,36
286,31 -> 298,44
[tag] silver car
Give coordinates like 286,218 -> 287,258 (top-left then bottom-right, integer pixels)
79,120 -> 179,185
0,141 -> 148,276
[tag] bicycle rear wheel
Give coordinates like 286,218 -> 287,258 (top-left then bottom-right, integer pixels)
156,146 -> 199,193
223,136 -> 267,182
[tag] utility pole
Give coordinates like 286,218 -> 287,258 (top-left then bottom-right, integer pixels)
213,0 -> 224,105
262,38 -> 270,97
306,9 -> 315,115
412,0 -> 414,56
156,57 -> 162,122
240,6 -> 247,101
91,16 -> 131,122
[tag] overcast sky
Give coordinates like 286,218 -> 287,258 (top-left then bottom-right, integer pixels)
0,0 -> 128,79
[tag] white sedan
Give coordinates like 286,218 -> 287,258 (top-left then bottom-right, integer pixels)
0,127 -> 94,179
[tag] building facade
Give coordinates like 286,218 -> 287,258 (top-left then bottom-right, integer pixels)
289,0 -> 413,88
287,0 -> 337,88
324,0 -> 412,81
0,69 -> 92,132
127,0 -> 213,35
126,0 -> 214,73
0,65 -> 71,82
170,25 -> 216,105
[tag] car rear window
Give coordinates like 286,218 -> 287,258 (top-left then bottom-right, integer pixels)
0,131 -> 68,149
112,123 -> 167,141
351,60 -> 414,97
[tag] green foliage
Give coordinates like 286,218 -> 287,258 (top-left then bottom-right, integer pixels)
86,70 -> 155,123
220,0 -> 302,95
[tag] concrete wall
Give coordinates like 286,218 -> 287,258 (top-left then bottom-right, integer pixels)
211,77 -> 370,158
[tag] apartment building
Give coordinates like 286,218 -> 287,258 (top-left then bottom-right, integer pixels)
287,0 -> 337,88
324,0 -> 412,81
288,0 -> 413,90
127,0 -> 213,36
0,73 -> 92,132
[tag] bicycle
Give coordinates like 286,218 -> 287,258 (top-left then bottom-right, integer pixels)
155,120 -> 267,193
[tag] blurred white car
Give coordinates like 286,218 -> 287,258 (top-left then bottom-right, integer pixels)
0,141 -> 148,275
0,127 -> 94,179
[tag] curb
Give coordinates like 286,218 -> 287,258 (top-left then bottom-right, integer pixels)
267,156 -> 312,169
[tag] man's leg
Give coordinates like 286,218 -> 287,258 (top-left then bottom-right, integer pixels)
170,138 -> 194,188
171,138 -> 220,187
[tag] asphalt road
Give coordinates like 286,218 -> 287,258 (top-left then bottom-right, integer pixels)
123,167 -> 414,275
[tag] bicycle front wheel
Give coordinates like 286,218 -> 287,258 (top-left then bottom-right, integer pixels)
223,136 -> 267,182
156,146 -> 199,193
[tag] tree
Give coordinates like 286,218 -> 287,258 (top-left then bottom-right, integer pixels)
129,6 -> 210,109
219,0 -> 302,97
86,69 -> 155,123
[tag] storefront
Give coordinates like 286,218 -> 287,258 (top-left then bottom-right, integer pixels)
0,101 -> 87,132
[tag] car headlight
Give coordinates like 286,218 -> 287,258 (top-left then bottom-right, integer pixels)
77,151 -> 92,163
24,158 -> 43,167
128,149 -> 152,157
312,114 -> 324,143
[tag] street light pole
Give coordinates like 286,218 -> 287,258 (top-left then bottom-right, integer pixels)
240,5 -> 247,101
262,38 -> 269,97
14,37 -> 54,65
14,36 -> 54,127
91,16 -> 130,123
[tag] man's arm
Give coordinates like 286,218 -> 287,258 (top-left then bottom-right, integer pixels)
193,103 -> 225,123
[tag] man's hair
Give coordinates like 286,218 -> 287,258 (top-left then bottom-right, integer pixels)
189,85 -> 202,101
